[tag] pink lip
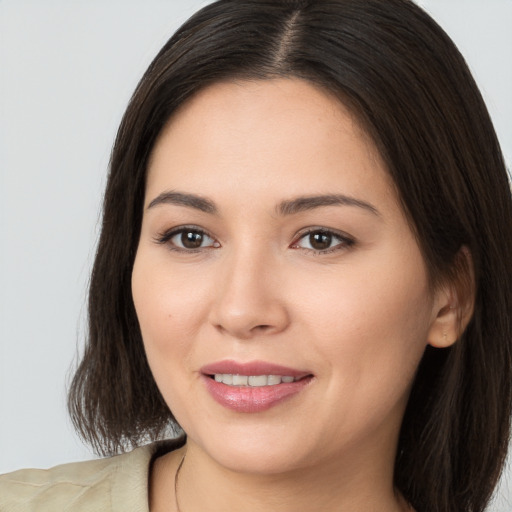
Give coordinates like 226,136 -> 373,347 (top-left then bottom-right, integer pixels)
200,360 -> 310,378
200,360 -> 313,413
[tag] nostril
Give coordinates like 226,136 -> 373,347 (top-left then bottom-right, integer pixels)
254,324 -> 271,331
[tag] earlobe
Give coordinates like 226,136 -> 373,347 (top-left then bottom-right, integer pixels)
428,302 -> 459,348
427,247 -> 475,349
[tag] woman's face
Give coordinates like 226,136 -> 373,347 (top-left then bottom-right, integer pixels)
132,79 -> 446,475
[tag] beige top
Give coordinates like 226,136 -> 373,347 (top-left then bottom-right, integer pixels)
0,440 -> 179,512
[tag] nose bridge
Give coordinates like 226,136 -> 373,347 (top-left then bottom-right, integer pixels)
209,239 -> 289,338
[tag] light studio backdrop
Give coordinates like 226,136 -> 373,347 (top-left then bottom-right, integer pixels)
1,1 -> 511,510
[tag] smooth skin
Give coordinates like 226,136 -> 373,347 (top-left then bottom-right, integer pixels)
132,79 -> 461,512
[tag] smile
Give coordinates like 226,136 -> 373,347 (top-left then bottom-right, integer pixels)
201,361 -> 313,413
212,374 -> 300,386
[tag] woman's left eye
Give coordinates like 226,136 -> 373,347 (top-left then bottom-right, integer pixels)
291,229 -> 354,254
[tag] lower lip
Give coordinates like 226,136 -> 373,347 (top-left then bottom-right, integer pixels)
202,375 -> 313,413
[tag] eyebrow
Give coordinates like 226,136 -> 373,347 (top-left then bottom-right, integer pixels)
148,191 -> 217,214
277,194 -> 380,217
147,191 -> 380,217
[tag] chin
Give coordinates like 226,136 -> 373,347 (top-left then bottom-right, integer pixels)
186,423 -> 318,475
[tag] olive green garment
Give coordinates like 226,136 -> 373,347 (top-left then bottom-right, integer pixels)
0,440 -> 179,512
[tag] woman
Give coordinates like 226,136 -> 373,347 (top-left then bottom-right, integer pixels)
1,1 -> 511,511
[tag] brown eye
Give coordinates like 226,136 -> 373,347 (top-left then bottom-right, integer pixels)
292,229 -> 354,254
309,232 -> 332,250
164,228 -> 218,250
180,231 -> 205,249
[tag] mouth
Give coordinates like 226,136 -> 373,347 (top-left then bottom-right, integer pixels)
209,374 -> 304,387
200,360 -> 314,412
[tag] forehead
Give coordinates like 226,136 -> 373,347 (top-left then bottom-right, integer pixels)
152,78 -> 375,161
145,78 -> 397,216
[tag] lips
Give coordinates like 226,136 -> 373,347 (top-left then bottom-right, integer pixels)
200,360 -> 313,413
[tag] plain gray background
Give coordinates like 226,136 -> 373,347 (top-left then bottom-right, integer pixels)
1,1 -> 511,510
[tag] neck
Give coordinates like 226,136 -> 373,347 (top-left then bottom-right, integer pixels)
169,440 -> 409,512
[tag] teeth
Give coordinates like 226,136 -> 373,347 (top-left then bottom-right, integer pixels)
248,375 -> 267,386
267,375 -> 281,385
232,375 -> 248,386
213,374 -> 300,387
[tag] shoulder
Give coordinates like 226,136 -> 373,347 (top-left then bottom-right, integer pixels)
0,439 -> 180,512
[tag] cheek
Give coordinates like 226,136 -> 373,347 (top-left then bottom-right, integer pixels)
131,253 -> 214,424
131,253 -> 210,368
292,248 -> 432,393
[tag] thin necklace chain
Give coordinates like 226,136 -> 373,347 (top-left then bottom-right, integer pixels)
174,454 -> 186,512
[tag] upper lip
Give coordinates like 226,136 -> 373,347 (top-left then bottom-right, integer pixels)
200,360 -> 311,378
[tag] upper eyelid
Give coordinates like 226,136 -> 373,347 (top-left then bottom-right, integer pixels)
155,225 -> 216,243
156,225 -> 350,238
160,225 -> 211,236
294,226 -> 354,241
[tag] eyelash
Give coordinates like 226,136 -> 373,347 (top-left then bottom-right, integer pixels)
154,225 -> 218,253
154,226 -> 355,255
291,228 -> 355,255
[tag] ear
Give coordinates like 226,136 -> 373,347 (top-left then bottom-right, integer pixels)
427,246 -> 475,348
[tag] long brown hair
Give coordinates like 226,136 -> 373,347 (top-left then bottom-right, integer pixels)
68,1 -> 512,510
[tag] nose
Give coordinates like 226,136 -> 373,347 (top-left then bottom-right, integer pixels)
207,246 -> 290,340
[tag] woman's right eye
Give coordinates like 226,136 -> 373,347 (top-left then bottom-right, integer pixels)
156,228 -> 220,251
